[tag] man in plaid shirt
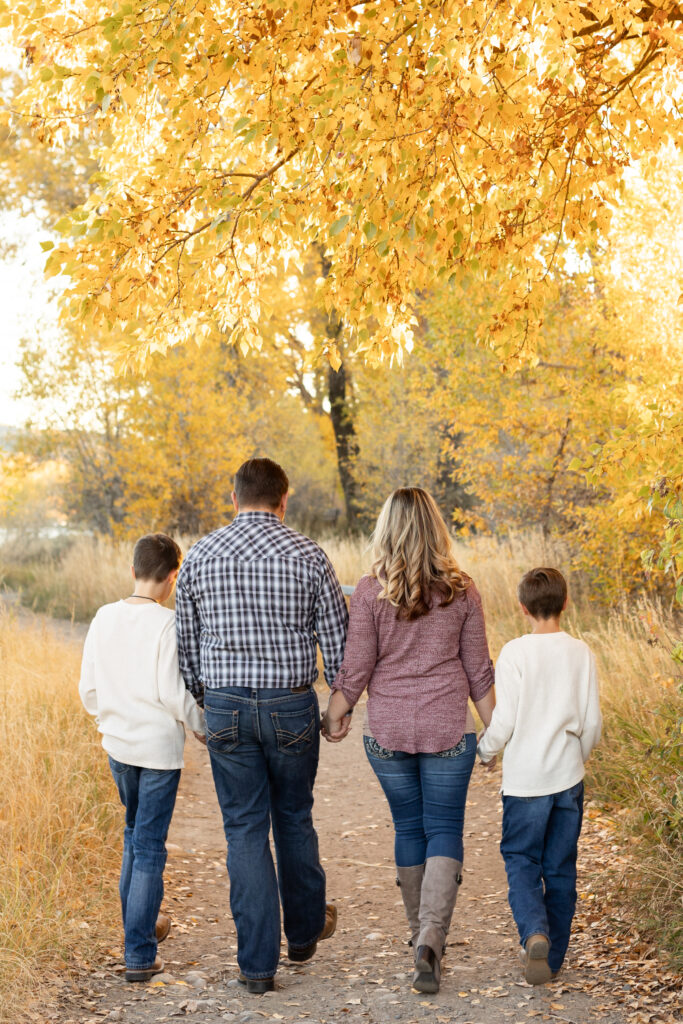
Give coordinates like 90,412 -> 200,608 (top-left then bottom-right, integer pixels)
176,458 -> 348,993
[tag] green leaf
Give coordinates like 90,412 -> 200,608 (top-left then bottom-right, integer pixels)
233,116 -> 250,133
329,215 -> 350,236
363,222 -> 378,240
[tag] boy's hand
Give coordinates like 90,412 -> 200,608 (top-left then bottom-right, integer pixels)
193,730 -> 207,746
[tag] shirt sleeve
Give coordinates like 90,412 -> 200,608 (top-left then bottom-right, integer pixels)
314,551 -> 349,687
175,565 -> 205,705
477,643 -> 520,762
78,619 -> 99,720
330,583 -> 377,706
579,649 -> 602,762
459,583 -> 495,702
157,619 -> 206,734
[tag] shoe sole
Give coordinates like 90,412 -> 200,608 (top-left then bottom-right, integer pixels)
524,935 -> 552,985
125,967 -> 163,983
412,970 -> 439,994
237,976 -> 275,994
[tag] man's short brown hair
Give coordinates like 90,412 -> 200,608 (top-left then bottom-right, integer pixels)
517,567 -> 567,620
133,533 -> 182,582
234,458 -> 289,510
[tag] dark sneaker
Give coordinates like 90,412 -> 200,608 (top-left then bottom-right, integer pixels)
287,903 -> 337,962
125,956 -> 164,983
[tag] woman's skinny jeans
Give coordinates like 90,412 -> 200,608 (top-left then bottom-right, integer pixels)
364,733 -> 477,866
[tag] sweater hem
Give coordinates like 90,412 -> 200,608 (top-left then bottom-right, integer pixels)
500,768 -> 585,798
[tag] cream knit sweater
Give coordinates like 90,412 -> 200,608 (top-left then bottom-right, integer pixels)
79,601 -> 205,770
477,631 -> 602,797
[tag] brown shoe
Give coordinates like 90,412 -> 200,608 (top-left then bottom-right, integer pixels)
155,913 -> 171,943
126,956 -> 164,983
287,903 -> 337,962
521,934 -> 552,985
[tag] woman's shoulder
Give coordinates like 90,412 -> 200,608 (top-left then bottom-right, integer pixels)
354,573 -> 381,593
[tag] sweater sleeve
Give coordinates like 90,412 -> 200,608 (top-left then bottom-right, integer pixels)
579,649 -> 602,762
477,643 -> 520,762
459,583 -> 495,701
157,619 -> 206,734
79,619 -> 99,720
330,581 -> 378,707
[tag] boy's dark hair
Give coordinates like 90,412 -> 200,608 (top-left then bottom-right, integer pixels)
234,457 -> 289,510
133,533 -> 182,582
518,567 -> 567,620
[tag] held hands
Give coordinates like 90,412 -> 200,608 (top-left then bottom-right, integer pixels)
193,730 -> 208,746
476,728 -> 497,771
321,710 -> 353,743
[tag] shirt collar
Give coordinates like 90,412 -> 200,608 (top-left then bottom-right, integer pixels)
235,510 -> 283,523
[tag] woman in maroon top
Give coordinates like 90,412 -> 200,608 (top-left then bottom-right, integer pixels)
322,487 -> 495,994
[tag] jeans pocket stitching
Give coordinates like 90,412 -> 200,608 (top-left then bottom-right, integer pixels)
206,709 -> 239,751
271,707 -> 315,756
363,736 -> 394,760
435,736 -> 468,758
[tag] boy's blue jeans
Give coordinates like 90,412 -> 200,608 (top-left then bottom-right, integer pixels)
108,758 -> 181,969
500,781 -> 584,972
204,686 -> 326,981
363,733 -> 477,865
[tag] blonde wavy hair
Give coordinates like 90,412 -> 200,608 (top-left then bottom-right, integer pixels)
371,487 -> 470,620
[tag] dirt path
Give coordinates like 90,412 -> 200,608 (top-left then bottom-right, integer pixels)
42,693 -> 681,1024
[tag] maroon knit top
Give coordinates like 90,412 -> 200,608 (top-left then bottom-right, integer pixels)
331,574 -> 494,754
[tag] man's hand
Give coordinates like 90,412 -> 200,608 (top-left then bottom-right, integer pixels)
321,710 -> 352,743
193,730 -> 208,746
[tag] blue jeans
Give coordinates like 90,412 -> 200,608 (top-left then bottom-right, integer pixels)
501,781 -> 584,972
108,758 -> 181,969
204,686 -> 326,980
364,733 -> 477,866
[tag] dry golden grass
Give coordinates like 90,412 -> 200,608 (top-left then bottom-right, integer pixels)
0,608 -> 120,1022
1,528 -> 681,968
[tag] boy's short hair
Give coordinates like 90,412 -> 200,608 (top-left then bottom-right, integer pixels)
518,567 -> 567,620
234,457 -> 289,510
133,533 -> 182,582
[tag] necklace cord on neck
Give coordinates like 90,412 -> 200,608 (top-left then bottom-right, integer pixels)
128,594 -> 158,602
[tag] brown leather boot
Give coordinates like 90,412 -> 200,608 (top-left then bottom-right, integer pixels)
155,913 -> 171,943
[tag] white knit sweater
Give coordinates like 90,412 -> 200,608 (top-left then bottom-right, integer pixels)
477,631 -> 602,797
79,601 -> 205,770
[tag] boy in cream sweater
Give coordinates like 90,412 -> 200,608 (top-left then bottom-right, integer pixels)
477,568 -> 601,985
79,534 -> 205,983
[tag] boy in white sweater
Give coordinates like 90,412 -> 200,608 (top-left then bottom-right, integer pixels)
79,534 -> 205,983
477,568 -> 601,985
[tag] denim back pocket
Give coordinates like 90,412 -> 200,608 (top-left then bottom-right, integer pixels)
435,736 -> 467,758
270,706 -> 315,756
363,736 -> 395,760
206,708 -> 240,753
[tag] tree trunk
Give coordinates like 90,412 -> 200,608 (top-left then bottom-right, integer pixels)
326,316 -> 361,530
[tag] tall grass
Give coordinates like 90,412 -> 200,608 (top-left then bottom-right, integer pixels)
0,608 -> 120,1022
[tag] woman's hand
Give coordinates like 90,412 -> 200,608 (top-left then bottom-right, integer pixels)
321,710 -> 353,743
322,688 -> 354,742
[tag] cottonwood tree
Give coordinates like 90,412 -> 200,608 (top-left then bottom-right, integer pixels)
3,2 -> 683,364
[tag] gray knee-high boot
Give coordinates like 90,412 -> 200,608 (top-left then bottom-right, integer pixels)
413,856 -> 463,994
395,864 -> 425,952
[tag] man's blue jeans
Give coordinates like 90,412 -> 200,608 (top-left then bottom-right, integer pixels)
204,686 -> 326,980
108,758 -> 181,969
501,781 -> 584,972
364,733 -> 477,866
